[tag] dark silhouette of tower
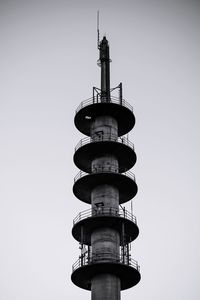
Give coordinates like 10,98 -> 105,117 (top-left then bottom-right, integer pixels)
71,36 -> 140,300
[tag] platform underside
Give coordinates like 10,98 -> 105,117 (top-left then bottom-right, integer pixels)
73,172 -> 138,204
75,103 -> 135,137
72,215 -> 139,245
71,262 -> 141,291
74,141 -> 136,173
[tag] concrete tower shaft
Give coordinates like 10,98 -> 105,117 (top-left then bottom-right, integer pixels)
90,107 -> 120,299
71,36 -> 141,299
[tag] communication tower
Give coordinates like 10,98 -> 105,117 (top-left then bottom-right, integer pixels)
71,35 -> 140,300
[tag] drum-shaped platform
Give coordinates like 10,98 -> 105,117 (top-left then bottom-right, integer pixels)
72,212 -> 139,245
71,259 -> 141,291
75,101 -> 135,137
73,171 -> 138,204
74,139 -> 136,173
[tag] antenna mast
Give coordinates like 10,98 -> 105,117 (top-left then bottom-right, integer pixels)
97,11 -> 100,49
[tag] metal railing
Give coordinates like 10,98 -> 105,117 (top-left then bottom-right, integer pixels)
75,95 -> 133,115
75,133 -> 134,152
72,251 -> 140,272
74,168 -> 136,184
73,207 -> 137,226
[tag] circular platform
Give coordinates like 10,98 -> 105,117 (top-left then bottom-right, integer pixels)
73,171 -> 138,204
71,259 -> 141,291
75,101 -> 135,137
72,213 -> 139,245
74,139 -> 136,173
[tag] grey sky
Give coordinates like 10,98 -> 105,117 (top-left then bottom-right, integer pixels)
0,0 -> 200,299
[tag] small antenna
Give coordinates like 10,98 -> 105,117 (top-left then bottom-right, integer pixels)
97,10 -> 100,49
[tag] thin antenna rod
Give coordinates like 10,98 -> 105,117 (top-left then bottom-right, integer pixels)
131,200 -> 133,216
97,11 -> 100,49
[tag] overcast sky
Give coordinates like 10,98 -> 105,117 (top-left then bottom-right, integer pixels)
1,0 -> 200,299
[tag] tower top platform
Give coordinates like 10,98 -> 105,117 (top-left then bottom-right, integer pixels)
74,95 -> 135,136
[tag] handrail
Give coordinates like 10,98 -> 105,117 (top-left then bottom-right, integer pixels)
75,95 -> 133,115
73,207 -> 137,226
74,168 -> 136,183
72,251 -> 140,272
75,133 -> 134,152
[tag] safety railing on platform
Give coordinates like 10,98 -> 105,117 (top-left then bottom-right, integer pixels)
72,251 -> 140,272
75,133 -> 134,152
73,207 -> 137,226
74,167 -> 136,183
75,95 -> 133,114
